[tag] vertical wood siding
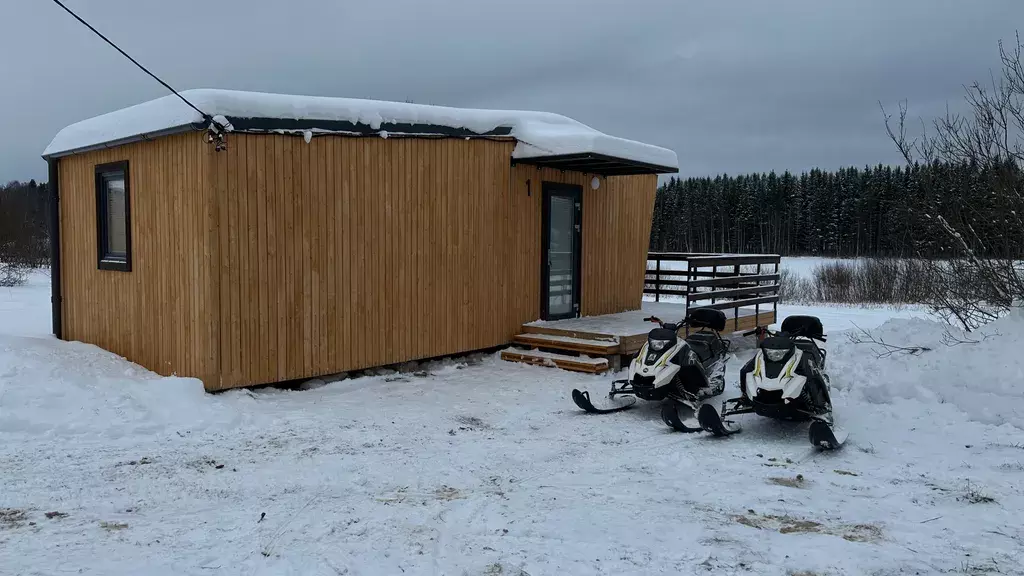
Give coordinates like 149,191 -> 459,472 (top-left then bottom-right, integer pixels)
57,132 -> 655,391
508,164 -> 657,318
211,135 -> 656,389
58,133 -> 218,386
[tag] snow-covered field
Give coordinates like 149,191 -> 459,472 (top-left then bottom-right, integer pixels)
2,272 -> 1023,575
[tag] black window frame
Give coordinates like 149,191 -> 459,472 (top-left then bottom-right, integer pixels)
94,160 -> 132,272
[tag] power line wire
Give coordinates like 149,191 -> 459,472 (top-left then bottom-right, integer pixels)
48,0 -> 211,122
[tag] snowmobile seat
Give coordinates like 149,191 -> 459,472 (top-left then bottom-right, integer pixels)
686,308 -> 727,332
780,315 -> 824,340
685,332 -> 721,363
794,339 -> 824,365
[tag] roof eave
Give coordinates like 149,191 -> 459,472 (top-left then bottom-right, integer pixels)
42,124 -> 199,160
513,152 -> 678,176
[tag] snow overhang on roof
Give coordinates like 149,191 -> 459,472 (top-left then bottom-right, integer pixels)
42,89 -> 679,175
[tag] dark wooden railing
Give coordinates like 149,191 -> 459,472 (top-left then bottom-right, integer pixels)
645,252 -> 782,322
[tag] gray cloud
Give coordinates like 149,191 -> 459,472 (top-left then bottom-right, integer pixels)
2,0 -> 1021,181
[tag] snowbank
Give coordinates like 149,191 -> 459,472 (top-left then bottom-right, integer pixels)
830,310 -> 1024,430
42,89 -> 678,170
0,334 -> 244,440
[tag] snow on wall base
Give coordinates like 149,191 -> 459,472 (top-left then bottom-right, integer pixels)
0,334 -> 244,440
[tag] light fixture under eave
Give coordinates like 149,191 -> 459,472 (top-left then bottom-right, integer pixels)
591,176 -> 601,190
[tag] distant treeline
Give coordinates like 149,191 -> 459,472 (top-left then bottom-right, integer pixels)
649,161 -> 1023,258
1,179 -> 50,267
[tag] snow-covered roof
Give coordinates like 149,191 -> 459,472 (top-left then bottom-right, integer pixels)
43,89 -> 678,173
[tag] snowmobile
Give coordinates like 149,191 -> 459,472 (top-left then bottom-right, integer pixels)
571,308 -> 731,431
696,315 -> 847,449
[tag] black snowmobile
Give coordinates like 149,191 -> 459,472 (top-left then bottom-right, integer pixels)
572,308 -> 731,431
697,315 -> 846,449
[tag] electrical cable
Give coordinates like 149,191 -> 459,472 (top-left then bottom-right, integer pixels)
48,0 -> 212,123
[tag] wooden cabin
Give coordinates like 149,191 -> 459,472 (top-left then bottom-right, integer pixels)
43,89 -> 678,391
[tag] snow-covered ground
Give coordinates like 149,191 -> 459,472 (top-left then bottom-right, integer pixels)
2,272 -> 1022,575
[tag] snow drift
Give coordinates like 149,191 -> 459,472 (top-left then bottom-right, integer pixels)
830,309 -> 1024,430
0,334 -> 245,440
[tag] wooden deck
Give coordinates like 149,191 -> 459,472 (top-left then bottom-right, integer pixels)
500,301 -> 775,373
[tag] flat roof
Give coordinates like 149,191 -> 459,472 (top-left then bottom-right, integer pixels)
43,89 -> 678,175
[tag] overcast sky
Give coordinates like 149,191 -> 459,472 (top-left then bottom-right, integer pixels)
2,0 -> 1022,182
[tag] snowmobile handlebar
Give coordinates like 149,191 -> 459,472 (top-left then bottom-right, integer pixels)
643,316 -> 689,330
744,326 -> 827,342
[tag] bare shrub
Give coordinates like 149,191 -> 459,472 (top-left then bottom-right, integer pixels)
785,258 -> 942,305
812,261 -> 857,303
777,268 -> 814,303
0,261 -> 28,287
883,33 -> 1024,328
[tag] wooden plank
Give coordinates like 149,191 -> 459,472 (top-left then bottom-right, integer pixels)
282,137 -> 296,377
698,296 -> 780,311
686,254 -> 782,267
684,274 -> 780,288
512,333 -> 620,356
238,135 -> 252,384
300,137 -> 312,377
500,349 -> 609,374
204,137 -> 221,389
254,134 -> 269,383
324,137 -> 336,370
642,287 -> 689,296
643,278 -> 690,287
643,252 -> 716,261
339,137 -> 351,370
520,324 -> 620,342
272,136 -> 284,381
687,284 -> 779,302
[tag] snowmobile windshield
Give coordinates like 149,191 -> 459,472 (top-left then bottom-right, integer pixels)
648,328 -> 677,352
760,336 -> 795,364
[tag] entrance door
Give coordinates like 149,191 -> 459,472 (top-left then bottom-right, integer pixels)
541,183 -> 582,320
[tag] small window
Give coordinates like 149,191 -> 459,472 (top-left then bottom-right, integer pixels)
95,161 -> 132,271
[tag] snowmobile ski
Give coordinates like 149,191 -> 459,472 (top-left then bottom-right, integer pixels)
698,403 -> 741,436
661,400 -> 703,433
572,389 -> 636,414
809,420 -> 847,450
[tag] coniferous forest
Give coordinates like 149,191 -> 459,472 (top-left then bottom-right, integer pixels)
649,161 -> 1023,258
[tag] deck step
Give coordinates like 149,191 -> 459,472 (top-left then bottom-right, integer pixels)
500,349 -> 610,374
511,333 -> 620,355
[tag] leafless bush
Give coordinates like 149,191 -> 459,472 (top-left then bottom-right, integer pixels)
812,262 -> 857,302
777,268 -> 814,303
0,261 -> 28,287
798,259 -> 936,304
883,33 -> 1024,329
846,323 -> 933,358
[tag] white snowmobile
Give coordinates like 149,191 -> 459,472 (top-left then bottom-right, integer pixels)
697,315 -> 847,449
571,308 -> 731,431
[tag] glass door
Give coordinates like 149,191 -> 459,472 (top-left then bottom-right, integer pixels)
542,183 -> 582,320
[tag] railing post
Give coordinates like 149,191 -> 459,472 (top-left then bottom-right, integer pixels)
687,259 -> 694,313
774,258 -> 779,322
755,262 -> 761,323
655,257 -> 661,302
